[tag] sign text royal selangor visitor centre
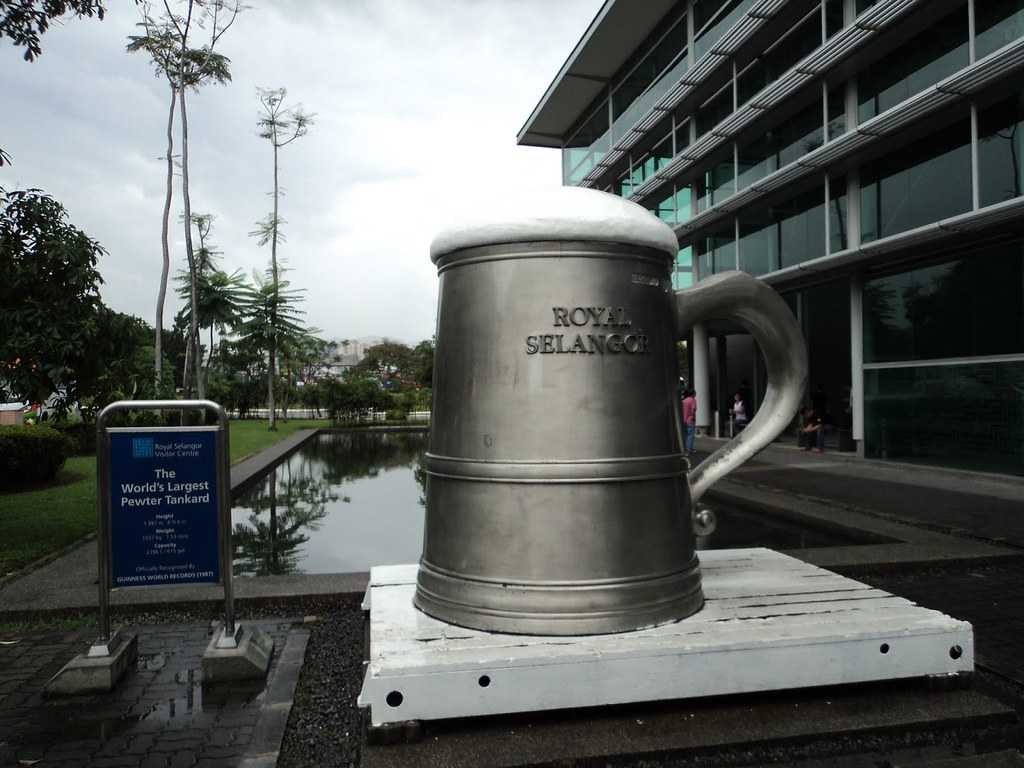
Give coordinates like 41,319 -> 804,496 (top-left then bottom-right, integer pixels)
518,0 -> 1024,475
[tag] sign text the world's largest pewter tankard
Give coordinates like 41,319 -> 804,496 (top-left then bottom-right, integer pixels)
108,427 -> 220,587
415,186 -> 807,637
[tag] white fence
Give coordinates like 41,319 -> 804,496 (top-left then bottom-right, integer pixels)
231,408 -> 431,423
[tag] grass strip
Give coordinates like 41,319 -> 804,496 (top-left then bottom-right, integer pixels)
0,418 -> 328,576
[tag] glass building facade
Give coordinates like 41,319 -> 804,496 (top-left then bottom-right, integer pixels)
524,0 -> 1024,475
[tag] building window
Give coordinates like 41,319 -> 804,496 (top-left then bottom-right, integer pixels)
855,0 -> 878,13
978,91 -> 1024,207
863,241 -> 1024,363
696,84 -> 733,139
673,246 -> 694,289
647,191 -> 678,225
562,101 -> 610,185
696,225 -> 736,278
828,175 -> 848,253
860,118 -> 972,242
610,12 -> 689,144
631,131 -> 673,189
825,0 -> 844,39
827,84 -> 846,141
864,361 -> 1024,475
675,117 -> 691,157
736,10 -> 821,108
736,99 -> 824,189
857,5 -> 968,123
696,154 -> 735,212
694,0 -> 756,60
738,185 -> 825,274
976,0 -> 1024,61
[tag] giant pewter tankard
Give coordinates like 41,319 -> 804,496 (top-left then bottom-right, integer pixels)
416,188 -> 807,635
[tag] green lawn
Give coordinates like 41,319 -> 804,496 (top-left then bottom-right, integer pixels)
227,418 -> 328,463
0,418 -> 328,577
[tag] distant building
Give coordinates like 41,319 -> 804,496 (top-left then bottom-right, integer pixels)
321,337 -> 386,378
519,0 -> 1024,475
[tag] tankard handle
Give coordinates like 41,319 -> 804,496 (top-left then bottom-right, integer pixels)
675,270 -> 808,503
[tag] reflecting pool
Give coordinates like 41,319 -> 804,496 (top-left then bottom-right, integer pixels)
231,430 -> 871,576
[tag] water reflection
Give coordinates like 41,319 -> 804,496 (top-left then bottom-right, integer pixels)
232,430 -> 874,577
231,430 -> 427,576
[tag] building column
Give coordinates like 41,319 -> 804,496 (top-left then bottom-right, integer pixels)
716,335 -> 728,437
693,323 -> 710,434
850,274 -> 865,455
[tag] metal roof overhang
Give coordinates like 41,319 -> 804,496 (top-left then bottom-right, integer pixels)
516,0 -> 679,149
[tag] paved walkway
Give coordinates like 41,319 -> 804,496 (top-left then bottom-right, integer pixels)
697,436 -> 1024,687
0,620 -> 307,768
696,437 -> 1024,545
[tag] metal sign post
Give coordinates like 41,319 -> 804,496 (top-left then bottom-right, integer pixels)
89,399 -> 237,657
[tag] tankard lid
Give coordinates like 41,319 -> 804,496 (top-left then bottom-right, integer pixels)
429,186 -> 679,263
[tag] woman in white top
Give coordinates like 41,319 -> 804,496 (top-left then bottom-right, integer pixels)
731,392 -> 748,432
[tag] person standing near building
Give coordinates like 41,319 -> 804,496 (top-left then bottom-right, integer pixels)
682,389 -> 697,455
731,391 -> 748,433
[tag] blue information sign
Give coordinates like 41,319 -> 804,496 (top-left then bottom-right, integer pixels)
109,428 -> 221,587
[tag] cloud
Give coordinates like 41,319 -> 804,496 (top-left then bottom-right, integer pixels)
0,0 -> 603,343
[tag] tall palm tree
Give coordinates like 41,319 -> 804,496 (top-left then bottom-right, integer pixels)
127,2 -> 236,394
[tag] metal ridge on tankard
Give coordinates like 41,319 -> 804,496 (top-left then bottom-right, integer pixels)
416,187 -> 807,636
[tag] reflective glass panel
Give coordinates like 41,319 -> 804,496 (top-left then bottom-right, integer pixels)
978,91 -> 1024,207
696,155 -> 736,212
827,85 -> 846,141
864,362 -> 1024,476
673,246 -> 694,290
697,226 -> 736,277
737,99 -> 824,189
737,12 -> 821,107
857,5 -> 967,123
778,186 -> 825,269
860,118 -> 971,242
738,203 -> 778,276
694,0 -> 756,60
829,175 -> 848,253
977,0 -> 1024,60
863,241 -> 1024,363
562,101 -> 610,185
826,0 -> 844,38
696,86 -> 733,138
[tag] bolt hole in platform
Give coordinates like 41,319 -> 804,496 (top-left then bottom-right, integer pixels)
386,690 -> 403,707
949,645 -> 963,660
478,675 -> 491,688
879,643 -> 890,654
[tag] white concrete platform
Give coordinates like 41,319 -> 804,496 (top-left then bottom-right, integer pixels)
358,548 -> 973,727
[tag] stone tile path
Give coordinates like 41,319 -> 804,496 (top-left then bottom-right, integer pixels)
0,620 -> 305,768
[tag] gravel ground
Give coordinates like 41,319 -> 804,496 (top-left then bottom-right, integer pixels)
278,609 -> 365,768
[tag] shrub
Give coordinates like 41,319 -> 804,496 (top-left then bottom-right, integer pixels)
0,425 -> 74,489
52,421 -> 96,455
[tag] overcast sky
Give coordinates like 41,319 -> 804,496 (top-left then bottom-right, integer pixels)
0,0 -> 603,344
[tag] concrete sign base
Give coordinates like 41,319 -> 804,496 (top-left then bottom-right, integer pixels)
45,631 -> 138,696
201,623 -> 274,683
359,548 -> 974,728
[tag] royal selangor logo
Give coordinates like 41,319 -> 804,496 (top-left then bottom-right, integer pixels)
131,437 -> 155,459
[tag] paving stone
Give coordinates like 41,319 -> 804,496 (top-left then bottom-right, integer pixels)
0,621 -> 293,768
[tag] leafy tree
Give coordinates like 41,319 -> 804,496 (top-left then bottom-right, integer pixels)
236,266 -> 313,426
410,338 -> 434,387
0,188 -> 104,414
322,377 -> 387,424
1,0 -> 105,61
1,0 -> 108,165
351,341 -> 414,385
76,308 -> 171,418
251,86 -> 313,430
172,213 -> 245,393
